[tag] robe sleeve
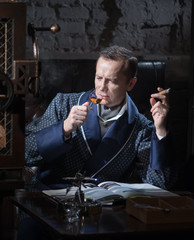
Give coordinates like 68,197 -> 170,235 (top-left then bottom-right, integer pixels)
25,93 -> 77,167
35,120 -> 73,166
150,130 -> 174,170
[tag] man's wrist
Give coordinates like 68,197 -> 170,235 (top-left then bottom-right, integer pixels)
155,127 -> 166,137
63,120 -> 72,137
155,128 -> 167,140
63,120 -> 72,140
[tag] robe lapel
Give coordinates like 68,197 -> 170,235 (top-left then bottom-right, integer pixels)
79,90 -> 101,153
85,111 -> 136,175
79,90 -> 139,176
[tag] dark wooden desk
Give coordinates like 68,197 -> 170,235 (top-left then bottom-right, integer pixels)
12,192 -> 194,240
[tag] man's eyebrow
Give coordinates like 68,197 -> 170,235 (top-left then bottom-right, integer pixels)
95,74 -> 102,77
95,74 -> 117,81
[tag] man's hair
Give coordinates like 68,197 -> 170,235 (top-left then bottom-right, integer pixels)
98,45 -> 138,80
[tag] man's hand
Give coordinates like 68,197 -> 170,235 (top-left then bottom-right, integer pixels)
63,102 -> 90,137
150,87 -> 170,137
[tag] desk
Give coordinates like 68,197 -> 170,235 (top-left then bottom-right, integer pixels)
12,192 -> 194,240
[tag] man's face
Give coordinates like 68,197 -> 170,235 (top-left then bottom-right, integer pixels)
95,57 -> 132,108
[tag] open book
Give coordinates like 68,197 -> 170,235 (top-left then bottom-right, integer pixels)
42,181 -> 178,205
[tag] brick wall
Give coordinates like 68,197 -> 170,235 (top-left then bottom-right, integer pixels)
18,0 -> 191,60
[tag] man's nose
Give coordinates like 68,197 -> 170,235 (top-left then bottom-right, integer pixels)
99,78 -> 107,90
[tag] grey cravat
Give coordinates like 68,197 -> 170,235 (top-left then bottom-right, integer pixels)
98,104 -> 122,137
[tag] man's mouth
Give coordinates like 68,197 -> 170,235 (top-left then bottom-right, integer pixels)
98,93 -> 108,100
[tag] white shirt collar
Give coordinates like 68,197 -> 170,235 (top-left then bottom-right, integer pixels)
97,96 -> 127,123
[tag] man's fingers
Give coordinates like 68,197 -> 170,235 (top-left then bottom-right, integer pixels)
150,97 -> 156,107
83,102 -> 90,107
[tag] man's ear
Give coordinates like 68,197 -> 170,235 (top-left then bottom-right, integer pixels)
127,77 -> 137,91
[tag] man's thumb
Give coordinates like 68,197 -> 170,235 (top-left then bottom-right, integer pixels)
83,102 -> 90,107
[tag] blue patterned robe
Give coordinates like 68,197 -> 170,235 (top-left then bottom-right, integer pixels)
25,89 -> 178,190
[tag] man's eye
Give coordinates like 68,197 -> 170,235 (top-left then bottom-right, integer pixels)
109,79 -> 117,83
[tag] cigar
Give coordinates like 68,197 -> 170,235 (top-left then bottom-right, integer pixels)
159,88 -> 171,95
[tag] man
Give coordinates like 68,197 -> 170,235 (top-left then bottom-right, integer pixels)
18,45 -> 178,240
24,45 -> 177,192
